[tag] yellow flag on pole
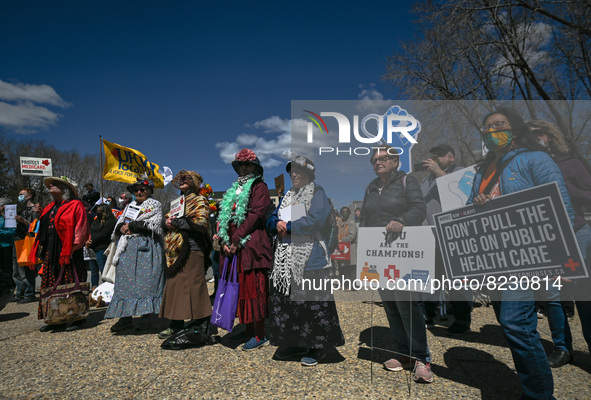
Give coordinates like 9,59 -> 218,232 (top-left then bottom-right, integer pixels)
102,139 -> 165,188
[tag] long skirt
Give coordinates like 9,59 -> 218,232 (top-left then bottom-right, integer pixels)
268,269 -> 345,349
37,256 -> 87,320
233,252 -> 268,325
159,250 -> 211,320
105,236 -> 164,318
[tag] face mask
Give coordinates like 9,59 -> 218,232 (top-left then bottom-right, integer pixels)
18,195 -> 26,203
538,140 -> 546,148
117,198 -> 125,207
105,200 -> 111,205
483,130 -> 513,152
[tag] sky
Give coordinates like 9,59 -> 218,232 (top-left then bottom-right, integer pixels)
0,1 -> 419,207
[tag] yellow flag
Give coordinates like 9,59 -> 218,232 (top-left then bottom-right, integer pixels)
102,139 -> 165,188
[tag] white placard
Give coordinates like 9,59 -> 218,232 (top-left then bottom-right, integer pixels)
123,205 -> 141,223
169,195 -> 185,218
281,204 -> 306,244
356,226 -> 436,292
436,165 -> 477,212
20,156 -> 53,176
4,204 -> 17,228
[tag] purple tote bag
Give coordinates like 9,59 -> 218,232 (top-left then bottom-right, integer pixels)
210,255 -> 239,332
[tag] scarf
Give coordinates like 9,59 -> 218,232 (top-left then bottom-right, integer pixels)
163,191 -> 211,278
217,174 -> 260,247
271,182 -> 316,296
111,197 -> 163,266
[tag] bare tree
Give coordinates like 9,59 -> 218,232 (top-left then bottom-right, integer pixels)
385,0 -> 591,167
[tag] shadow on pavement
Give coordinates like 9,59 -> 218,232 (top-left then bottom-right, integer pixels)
0,312 -> 29,322
435,346 -> 522,400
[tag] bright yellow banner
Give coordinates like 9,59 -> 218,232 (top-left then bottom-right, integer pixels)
102,139 -> 165,188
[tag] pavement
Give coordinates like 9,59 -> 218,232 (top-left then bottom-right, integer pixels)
1,285 -> 591,400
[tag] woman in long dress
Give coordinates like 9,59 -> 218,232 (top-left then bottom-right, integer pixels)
159,170 -> 213,345
267,154 -> 344,366
106,175 -> 165,332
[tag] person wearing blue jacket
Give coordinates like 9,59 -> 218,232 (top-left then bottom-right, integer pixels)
468,108 -> 575,400
267,154 -> 344,367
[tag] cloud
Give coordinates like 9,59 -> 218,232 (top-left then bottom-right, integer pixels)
216,116 -> 334,169
0,79 -> 69,134
0,79 -> 69,107
355,84 -> 392,113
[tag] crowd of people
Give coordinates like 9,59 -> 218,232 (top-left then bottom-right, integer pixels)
1,108 -> 590,400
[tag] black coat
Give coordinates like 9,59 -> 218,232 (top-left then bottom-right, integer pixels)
360,171 -> 426,228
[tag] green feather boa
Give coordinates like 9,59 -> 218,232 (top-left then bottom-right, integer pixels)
217,175 -> 261,247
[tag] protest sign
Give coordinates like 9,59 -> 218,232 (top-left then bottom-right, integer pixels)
20,157 -> 52,176
4,204 -> 17,228
356,226 -> 436,293
331,242 -> 351,261
434,182 -> 587,281
437,165 -> 476,212
169,195 -> 185,218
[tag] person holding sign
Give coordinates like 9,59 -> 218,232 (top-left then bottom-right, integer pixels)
267,154 -> 345,367
158,170 -> 213,346
217,148 -> 272,351
528,119 -> 591,363
420,145 -> 473,335
360,145 -> 433,383
106,175 -> 165,332
468,108 -> 575,400
31,177 -> 90,332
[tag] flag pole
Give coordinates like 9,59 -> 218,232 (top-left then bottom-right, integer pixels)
99,135 -> 104,199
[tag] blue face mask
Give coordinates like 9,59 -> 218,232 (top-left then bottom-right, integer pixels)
18,195 -> 26,203
105,200 -> 111,205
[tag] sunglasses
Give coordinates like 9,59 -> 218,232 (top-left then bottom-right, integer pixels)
134,188 -> 147,193
371,155 -> 394,165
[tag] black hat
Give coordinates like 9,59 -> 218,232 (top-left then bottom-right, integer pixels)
429,144 -> 455,157
286,155 -> 315,179
231,148 -> 264,176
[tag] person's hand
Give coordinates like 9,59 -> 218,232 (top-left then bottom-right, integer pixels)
15,215 -> 24,223
423,159 -> 445,177
223,244 -> 232,256
229,243 -> 238,254
473,194 -> 492,206
120,223 -> 131,235
165,217 -> 175,229
386,220 -> 404,233
85,240 -> 92,248
277,221 -> 287,237
212,234 -> 219,241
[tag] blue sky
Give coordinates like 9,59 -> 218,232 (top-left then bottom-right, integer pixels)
0,1 -> 417,206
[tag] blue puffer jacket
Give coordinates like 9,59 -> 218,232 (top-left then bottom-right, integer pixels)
267,185 -> 331,271
467,148 -> 575,225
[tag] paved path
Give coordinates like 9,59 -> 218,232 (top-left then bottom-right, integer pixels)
1,288 -> 590,399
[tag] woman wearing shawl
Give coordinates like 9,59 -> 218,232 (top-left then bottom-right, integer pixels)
32,176 -> 90,332
158,170 -> 213,343
217,148 -> 272,351
266,154 -> 344,367
106,175 -> 165,332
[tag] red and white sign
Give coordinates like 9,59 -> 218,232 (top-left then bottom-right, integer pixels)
331,242 -> 351,261
20,156 -> 52,176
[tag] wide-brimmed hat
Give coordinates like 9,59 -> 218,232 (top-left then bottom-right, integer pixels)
286,155 -> 315,179
44,176 -> 79,197
171,170 -> 203,191
231,148 -> 263,175
127,175 -> 155,194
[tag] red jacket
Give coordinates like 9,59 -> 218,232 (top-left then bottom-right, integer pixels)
30,199 -> 90,265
